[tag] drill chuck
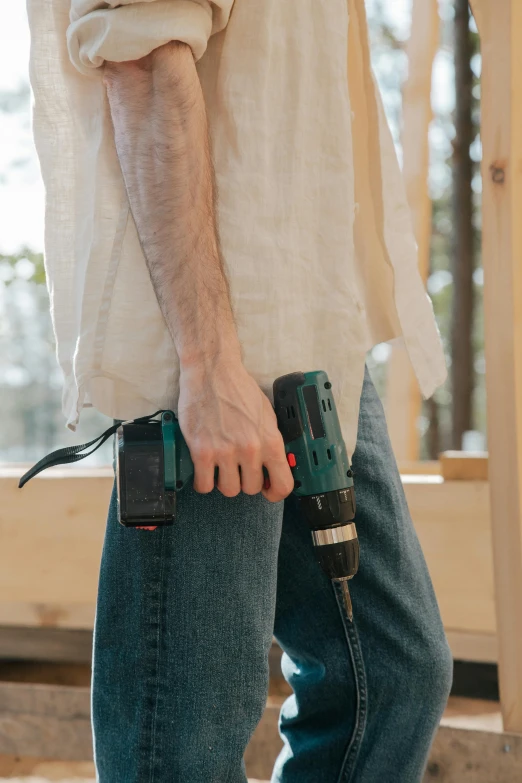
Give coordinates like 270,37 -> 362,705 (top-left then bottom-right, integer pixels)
299,487 -> 359,581
312,522 -> 359,581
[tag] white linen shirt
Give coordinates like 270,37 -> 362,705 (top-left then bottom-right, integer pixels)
27,0 -> 447,460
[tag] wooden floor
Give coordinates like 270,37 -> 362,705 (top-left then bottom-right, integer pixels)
0,776 -> 267,783
0,770 -> 267,782
0,696 -> 506,781
442,696 -> 503,733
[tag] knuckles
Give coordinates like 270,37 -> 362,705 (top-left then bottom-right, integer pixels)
213,444 -> 235,462
264,434 -> 286,459
191,444 -> 214,463
192,438 -> 264,463
238,439 -> 262,458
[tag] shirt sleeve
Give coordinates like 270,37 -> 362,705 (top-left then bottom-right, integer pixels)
66,0 -> 234,75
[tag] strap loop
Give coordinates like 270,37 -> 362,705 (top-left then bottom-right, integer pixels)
18,411 -> 164,489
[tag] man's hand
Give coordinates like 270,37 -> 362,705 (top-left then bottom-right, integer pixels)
178,356 -> 294,503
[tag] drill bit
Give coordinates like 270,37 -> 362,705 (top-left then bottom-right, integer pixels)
339,579 -> 353,622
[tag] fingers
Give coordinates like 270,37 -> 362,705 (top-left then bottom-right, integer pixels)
191,438 -> 293,501
210,441 -> 265,498
237,440 -> 264,496
260,433 -> 295,503
192,446 -> 218,494
192,444 -> 243,497
215,448 -> 242,497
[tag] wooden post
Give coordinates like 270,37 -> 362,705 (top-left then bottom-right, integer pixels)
385,0 -> 440,460
470,0 -> 522,733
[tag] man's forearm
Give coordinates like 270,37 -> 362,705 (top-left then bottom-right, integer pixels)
102,41 -> 242,369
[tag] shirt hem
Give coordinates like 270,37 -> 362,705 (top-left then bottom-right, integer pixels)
63,372 -> 172,431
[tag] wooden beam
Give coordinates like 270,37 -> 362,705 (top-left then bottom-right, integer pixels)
445,631 -> 497,665
0,471 -> 110,629
0,679 -> 283,774
0,756 -> 95,778
0,470 -> 497,660
427,726 -> 522,782
0,626 -> 93,663
401,0 -> 439,282
253,700 -> 522,782
2,678 -> 518,781
0,753 -> 264,783
386,0 -> 440,461
470,0 -> 522,733
0,661 -> 90,687
0,682 -> 92,760
439,451 -> 488,481
244,699 -> 283,781
398,460 -> 441,475
404,476 -> 495,636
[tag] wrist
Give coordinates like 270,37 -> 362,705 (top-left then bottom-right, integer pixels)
178,336 -> 243,372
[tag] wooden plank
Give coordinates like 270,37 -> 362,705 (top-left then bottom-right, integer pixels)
386,0 -> 440,461
1,682 -> 518,782
0,662 -> 90,687
0,756 -> 264,781
250,700 -> 522,782
0,680 -> 281,772
440,451 -> 489,481
0,471 -> 497,661
469,0 -> 522,733
13,728 -> 511,783
404,477 -> 495,635
244,698 -> 283,781
0,471 -> 111,628
0,604 -> 96,630
268,640 -> 283,678
0,756 -> 95,777
0,627 -> 93,663
401,0 -> 440,284
398,460 -> 441,476
386,344 -> 420,461
0,682 -> 92,760
445,631 -> 498,665
426,726 -> 522,781
442,697 -> 502,733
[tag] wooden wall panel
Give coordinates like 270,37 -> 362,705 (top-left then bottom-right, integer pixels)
470,0 -> 522,733
0,470 -> 496,661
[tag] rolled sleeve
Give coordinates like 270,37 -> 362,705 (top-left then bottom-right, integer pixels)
67,0 -> 230,75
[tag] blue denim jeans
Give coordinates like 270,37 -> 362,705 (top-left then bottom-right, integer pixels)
92,367 -> 452,782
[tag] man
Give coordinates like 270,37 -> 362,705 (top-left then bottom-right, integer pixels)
28,0 -> 452,780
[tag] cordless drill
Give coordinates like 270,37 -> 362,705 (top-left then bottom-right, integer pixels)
272,371 -> 359,620
18,370 -> 359,619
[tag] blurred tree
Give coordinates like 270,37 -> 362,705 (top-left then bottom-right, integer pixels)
450,0 -> 478,448
0,83 -> 30,113
0,246 -> 45,285
0,246 -> 113,463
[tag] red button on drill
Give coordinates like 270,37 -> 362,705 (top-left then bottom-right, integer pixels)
287,453 -> 297,468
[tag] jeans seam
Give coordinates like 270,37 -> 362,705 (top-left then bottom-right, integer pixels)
151,529 -> 167,783
135,528 -> 167,783
334,584 -> 368,783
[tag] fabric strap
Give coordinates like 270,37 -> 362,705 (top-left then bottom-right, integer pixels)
18,411 -> 164,489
